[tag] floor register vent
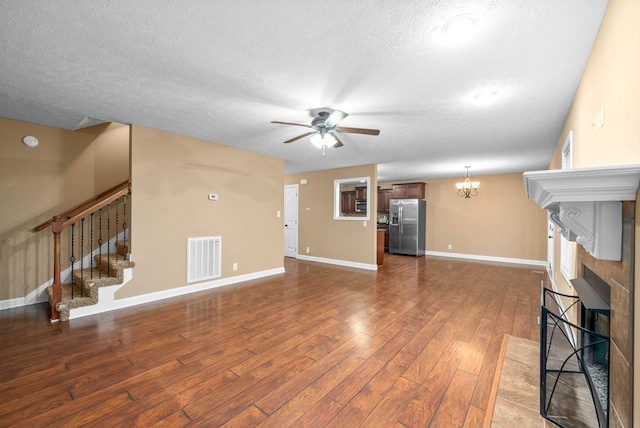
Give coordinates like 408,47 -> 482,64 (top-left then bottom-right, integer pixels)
187,236 -> 221,283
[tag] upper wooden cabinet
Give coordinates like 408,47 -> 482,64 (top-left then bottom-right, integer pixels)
355,186 -> 367,200
377,188 -> 393,212
392,182 -> 426,199
341,191 -> 356,213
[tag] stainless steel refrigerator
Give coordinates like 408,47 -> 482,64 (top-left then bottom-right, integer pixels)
389,199 -> 426,256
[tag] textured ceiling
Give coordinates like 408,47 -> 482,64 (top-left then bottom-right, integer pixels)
0,1 -> 608,182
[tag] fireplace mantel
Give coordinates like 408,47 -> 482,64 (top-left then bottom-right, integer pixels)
524,165 -> 640,261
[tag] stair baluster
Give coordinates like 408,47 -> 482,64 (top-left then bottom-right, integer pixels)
123,195 -> 128,257
115,199 -> 119,262
70,223 -> 76,299
80,217 -> 85,297
107,203 -> 111,277
90,213 -> 94,280
98,208 -> 103,279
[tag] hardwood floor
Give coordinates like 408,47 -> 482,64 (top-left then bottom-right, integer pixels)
0,255 -> 544,427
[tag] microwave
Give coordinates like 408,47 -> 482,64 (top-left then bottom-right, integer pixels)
355,199 -> 367,212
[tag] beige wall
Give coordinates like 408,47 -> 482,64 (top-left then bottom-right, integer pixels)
120,125 -> 284,298
293,171 -> 545,265
421,173 -> 546,261
285,165 -> 378,265
0,118 -> 129,301
547,0 -> 640,423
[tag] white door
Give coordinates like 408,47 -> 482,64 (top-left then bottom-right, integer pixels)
284,185 -> 299,258
547,221 -> 554,279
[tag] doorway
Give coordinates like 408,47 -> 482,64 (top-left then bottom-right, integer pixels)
284,185 -> 299,258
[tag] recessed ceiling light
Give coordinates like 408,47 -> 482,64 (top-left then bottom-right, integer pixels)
474,90 -> 496,104
443,13 -> 478,39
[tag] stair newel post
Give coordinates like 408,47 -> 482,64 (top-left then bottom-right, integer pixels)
51,216 -> 63,320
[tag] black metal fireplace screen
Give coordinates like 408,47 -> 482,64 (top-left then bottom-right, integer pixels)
540,287 -> 609,428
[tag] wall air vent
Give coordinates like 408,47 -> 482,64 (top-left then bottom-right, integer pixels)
187,236 -> 221,283
523,165 -> 640,261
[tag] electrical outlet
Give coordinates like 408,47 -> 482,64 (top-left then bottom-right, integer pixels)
306,247 -> 310,254
232,262 -> 238,271
448,244 -> 452,250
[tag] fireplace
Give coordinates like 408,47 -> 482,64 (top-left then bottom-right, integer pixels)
576,266 -> 611,426
524,166 -> 639,427
540,281 -> 610,428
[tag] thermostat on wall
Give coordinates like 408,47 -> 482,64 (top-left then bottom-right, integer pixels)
208,194 -> 218,201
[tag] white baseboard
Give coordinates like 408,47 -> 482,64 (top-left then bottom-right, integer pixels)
0,296 -> 31,311
0,282 -> 52,310
296,255 -> 378,271
68,267 -> 285,320
425,251 -> 546,267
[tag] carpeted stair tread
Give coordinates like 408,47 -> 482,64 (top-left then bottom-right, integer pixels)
116,240 -> 130,257
49,241 -> 134,322
47,282 -> 98,321
93,253 -> 135,281
73,267 -> 121,290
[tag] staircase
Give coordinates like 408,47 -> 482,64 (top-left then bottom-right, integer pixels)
34,180 -> 133,322
46,241 -> 135,322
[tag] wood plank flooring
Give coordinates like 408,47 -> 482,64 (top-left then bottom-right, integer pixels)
0,255 -> 545,427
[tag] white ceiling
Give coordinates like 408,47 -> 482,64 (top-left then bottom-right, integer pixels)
0,1 -> 608,182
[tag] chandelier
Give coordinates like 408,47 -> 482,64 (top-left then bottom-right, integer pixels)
456,166 -> 479,198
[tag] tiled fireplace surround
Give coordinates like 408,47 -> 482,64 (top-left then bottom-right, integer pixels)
523,165 -> 640,427
577,201 -> 634,427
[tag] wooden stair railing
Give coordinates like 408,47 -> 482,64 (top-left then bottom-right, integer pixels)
34,180 -> 131,320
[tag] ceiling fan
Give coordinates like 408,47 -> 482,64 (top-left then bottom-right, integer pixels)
271,110 -> 380,154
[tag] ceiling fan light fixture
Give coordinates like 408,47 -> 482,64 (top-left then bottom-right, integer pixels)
272,110 -> 379,151
309,132 -> 337,148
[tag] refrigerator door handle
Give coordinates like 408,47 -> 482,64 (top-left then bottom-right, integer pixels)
399,206 -> 403,235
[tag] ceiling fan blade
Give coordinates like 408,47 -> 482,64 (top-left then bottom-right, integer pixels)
332,134 -> 344,148
323,110 -> 348,128
271,121 -> 314,129
336,126 -> 380,136
283,131 -> 316,144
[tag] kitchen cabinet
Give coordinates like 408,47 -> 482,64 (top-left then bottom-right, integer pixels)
355,186 -> 367,200
340,191 -> 356,213
384,228 -> 389,251
377,226 -> 390,251
392,182 -> 426,199
377,229 -> 385,266
377,188 -> 393,212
